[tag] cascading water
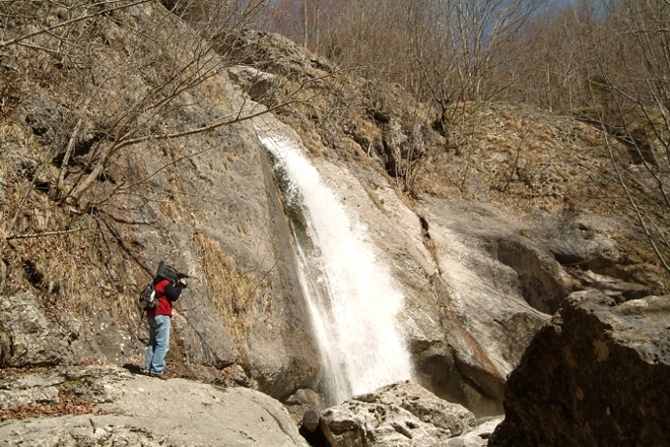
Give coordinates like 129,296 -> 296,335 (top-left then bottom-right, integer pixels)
260,133 -> 414,405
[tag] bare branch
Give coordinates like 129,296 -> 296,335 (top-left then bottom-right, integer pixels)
56,97 -> 92,199
603,131 -> 670,274
6,226 -> 90,241
0,0 -> 152,48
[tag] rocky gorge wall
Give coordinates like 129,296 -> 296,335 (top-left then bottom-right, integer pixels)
1,1 -> 668,445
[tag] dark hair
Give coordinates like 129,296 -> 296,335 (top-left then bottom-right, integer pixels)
303,410 -> 319,425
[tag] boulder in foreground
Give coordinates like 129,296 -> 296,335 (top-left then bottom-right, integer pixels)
489,290 -> 670,447
0,365 -> 309,447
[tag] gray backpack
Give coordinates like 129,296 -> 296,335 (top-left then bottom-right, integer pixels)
139,282 -> 157,310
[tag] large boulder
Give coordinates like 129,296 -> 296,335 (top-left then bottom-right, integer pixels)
0,365 -> 309,447
489,290 -> 670,447
320,380 -> 476,447
446,416 -> 504,447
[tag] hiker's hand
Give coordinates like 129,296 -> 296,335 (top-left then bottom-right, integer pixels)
176,278 -> 188,289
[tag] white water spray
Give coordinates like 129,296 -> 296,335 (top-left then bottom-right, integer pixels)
260,134 -> 414,404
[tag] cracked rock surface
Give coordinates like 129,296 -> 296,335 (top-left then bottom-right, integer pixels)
0,365 -> 309,447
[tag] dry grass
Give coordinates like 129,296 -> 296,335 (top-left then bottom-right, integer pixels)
0,0 -> 270,333
193,231 -> 258,349
0,118 -> 147,325
412,102 -> 670,280
0,388 -> 107,422
362,182 -> 388,216
423,237 -> 439,265
415,102 -> 622,215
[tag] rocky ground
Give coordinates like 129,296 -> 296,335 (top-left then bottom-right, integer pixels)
0,364 -> 500,447
0,365 -> 309,446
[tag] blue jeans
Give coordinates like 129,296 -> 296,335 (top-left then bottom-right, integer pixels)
145,315 -> 171,374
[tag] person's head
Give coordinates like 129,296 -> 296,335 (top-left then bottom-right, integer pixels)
302,410 -> 320,433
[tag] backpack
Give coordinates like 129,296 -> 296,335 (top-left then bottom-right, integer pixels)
138,261 -> 187,310
139,282 -> 157,310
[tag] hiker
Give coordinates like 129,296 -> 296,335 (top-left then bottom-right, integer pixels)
298,410 -> 331,447
144,272 -> 187,380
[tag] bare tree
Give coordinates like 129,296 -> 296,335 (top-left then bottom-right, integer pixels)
0,0 -> 318,259
589,0 -> 670,273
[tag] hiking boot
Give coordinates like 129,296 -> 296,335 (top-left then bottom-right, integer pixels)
151,373 -> 168,380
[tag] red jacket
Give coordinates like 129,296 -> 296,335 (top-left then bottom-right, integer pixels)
146,278 -> 181,318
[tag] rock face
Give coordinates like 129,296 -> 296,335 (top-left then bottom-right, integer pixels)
489,290 -> 670,447
0,365 -> 309,447
0,0 -> 321,404
305,157 -> 568,416
0,292 -> 72,367
319,381 -> 476,447
415,198 -> 551,414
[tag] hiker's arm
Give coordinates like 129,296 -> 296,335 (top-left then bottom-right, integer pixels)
164,283 -> 182,301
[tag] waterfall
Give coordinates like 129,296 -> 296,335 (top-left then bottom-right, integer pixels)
260,134 -> 414,405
